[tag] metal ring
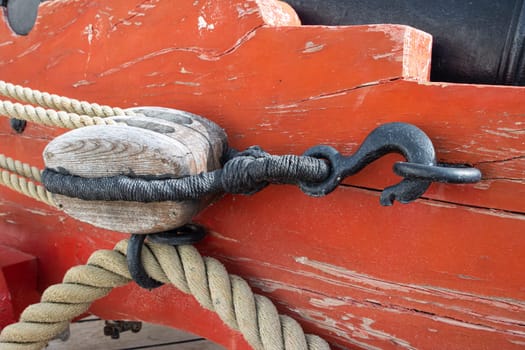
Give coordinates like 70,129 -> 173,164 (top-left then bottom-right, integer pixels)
298,145 -> 343,197
127,234 -> 164,290
147,224 -> 207,245
127,224 -> 207,289
394,162 -> 482,183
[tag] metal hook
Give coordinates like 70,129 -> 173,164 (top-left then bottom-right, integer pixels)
299,122 -> 481,206
127,224 -> 207,289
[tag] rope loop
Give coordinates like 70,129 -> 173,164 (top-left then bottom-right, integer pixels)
127,224 -> 208,289
0,239 -> 331,350
221,146 -> 272,194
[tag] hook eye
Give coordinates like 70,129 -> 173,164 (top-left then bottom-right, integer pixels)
299,145 -> 345,197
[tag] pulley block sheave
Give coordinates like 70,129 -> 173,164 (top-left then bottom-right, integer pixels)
42,107 -> 481,235
43,107 -> 228,234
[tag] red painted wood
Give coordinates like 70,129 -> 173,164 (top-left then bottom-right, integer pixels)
0,1 -> 524,349
0,245 -> 38,328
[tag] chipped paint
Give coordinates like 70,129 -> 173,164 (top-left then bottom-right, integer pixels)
197,15 -> 215,31
0,41 -> 14,47
457,274 -> 483,281
372,52 -> 397,60
236,3 -> 258,18
482,128 -> 521,139
303,41 -> 325,54
248,277 -> 307,294
420,199 -> 459,209
175,81 -> 200,87
473,181 -> 492,190
309,297 -> 349,308
295,256 -> 525,311
16,43 -> 41,59
208,230 -> 239,243
72,80 -> 93,87
83,24 -> 94,45
466,207 -> 525,221
362,318 -> 417,349
295,256 -> 411,293
145,82 -> 167,88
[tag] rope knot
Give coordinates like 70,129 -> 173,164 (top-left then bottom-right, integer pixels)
221,146 -> 271,195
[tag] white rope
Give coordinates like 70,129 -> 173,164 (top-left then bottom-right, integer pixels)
0,80 -> 135,118
0,80 -> 332,349
0,100 -> 122,129
0,170 -> 56,207
0,154 -> 42,182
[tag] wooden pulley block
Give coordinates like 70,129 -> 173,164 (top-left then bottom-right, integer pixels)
43,107 -> 227,234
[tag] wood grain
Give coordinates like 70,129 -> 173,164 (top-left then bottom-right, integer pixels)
44,108 -> 226,233
0,0 -> 523,349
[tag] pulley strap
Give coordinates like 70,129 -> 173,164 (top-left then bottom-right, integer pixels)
42,147 -> 331,202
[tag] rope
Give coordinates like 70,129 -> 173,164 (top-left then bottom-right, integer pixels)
0,154 -> 54,206
0,239 -> 331,350
0,154 -> 42,182
0,80 -> 136,118
0,170 -> 56,207
0,100 -> 121,129
41,147 -> 331,202
0,81 -> 332,349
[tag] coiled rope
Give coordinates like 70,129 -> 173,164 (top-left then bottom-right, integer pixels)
0,239 -> 329,350
0,81 -> 332,349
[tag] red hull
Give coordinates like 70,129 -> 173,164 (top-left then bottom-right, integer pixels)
0,1 -> 523,349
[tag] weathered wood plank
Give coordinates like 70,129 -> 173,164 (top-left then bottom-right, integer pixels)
0,0 -> 523,349
44,108 -> 226,233
0,0 -> 521,211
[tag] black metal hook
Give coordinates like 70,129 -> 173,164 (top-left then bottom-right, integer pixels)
127,224 -> 207,289
299,122 -> 481,205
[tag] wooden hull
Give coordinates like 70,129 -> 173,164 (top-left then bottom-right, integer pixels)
0,1 -> 523,349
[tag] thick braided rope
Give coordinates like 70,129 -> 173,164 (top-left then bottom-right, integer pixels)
0,81 -> 135,118
0,170 -> 56,207
0,154 -> 42,182
0,100 -> 121,129
0,240 -> 330,350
